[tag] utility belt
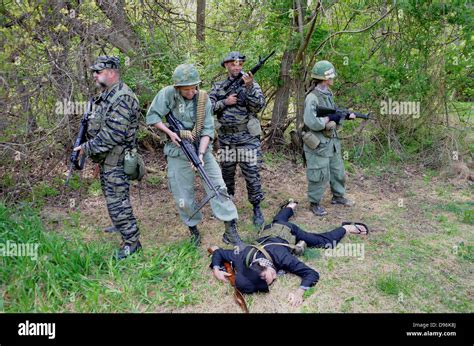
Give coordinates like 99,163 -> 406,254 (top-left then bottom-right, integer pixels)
244,223 -> 306,267
90,144 -> 126,166
219,123 -> 249,135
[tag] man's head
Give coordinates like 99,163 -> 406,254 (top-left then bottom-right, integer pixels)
90,56 -> 120,89
221,51 -> 246,78
234,257 -> 276,294
311,60 -> 336,87
172,63 -> 201,100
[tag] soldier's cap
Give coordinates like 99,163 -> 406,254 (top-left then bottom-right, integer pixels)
221,51 -> 246,67
90,56 -> 120,71
234,261 -> 269,294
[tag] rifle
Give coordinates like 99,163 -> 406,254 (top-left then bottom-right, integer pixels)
166,112 -> 230,221
216,50 -> 275,114
316,105 -> 372,121
65,97 -> 93,186
207,247 -> 249,313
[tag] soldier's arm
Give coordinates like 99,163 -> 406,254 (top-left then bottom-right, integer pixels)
210,248 -> 235,269
209,82 -> 226,113
82,95 -> 135,156
146,86 -> 175,126
279,252 -> 320,289
244,82 -> 265,113
200,97 -> 215,142
303,94 -> 327,132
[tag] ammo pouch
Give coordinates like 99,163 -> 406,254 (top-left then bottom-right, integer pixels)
323,121 -> 337,138
247,115 -> 262,137
124,148 -> 145,181
302,130 -> 320,150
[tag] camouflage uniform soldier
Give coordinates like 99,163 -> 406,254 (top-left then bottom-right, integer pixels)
303,60 -> 355,216
209,52 -> 266,229
73,56 -> 141,259
146,64 -> 245,249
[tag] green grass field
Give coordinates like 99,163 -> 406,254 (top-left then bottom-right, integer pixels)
1,159 -> 472,313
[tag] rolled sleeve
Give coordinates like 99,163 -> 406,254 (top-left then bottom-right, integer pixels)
146,86 -> 175,125
200,97 -> 215,140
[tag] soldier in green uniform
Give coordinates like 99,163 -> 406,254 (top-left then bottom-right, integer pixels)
303,60 -> 355,216
73,56 -> 141,259
209,52 -> 266,229
146,64 -> 245,249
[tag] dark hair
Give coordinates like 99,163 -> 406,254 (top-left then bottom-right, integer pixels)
249,262 -> 267,275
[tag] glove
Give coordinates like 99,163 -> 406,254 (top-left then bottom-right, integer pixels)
328,113 -> 342,124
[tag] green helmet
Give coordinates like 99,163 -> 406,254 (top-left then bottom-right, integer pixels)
311,60 -> 336,80
172,64 -> 201,86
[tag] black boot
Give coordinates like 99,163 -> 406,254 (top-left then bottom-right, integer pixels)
252,203 -> 264,229
222,220 -> 245,251
310,202 -> 327,216
116,240 -> 142,260
188,225 -> 201,246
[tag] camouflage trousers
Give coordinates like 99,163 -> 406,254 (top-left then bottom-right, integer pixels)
100,164 -> 140,245
217,136 -> 264,205
166,150 -> 238,227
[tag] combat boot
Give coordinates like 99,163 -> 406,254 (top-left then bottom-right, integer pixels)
116,240 -> 142,260
222,219 -> 245,251
188,225 -> 201,246
310,202 -> 328,216
331,196 -> 355,207
252,203 -> 265,229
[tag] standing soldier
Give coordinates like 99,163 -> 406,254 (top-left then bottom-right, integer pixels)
302,60 -> 355,216
209,51 -> 266,229
146,64 -> 245,249
73,56 -> 141,259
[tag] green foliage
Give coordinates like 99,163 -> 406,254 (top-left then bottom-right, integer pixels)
375,272 -> 408,296
0,203 -> 204,312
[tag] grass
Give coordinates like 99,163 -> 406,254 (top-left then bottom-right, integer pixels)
1,155 -> 473,313
0,203 -> 205,312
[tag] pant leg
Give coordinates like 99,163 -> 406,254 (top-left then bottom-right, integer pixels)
329,150 -> 346,198
167,155 -> 202,227
272,207 -> 295,223
202,151 -> 238,222
101,164 -> 140,244
306,153 -> 330,204
237,139 -> 264,205
291,225 -> 346,248
218,142 -> 238,196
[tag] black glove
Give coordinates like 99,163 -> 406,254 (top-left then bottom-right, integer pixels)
328,113 -> 342,124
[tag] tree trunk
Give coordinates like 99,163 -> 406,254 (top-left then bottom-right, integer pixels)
196,0 -> 206,42
266,49 -> 295,148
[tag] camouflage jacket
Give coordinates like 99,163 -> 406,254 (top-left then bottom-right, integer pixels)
83,81 -> 140,165
209,78 -> 265,143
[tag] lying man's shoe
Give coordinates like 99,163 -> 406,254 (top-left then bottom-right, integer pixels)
116,241 -> 142,260
331,196 -> 355,207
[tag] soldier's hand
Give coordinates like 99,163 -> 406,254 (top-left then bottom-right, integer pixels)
199,153 -> 205,168
224,94 -> 238,106
347,113 -> 356,120
242,71 -> 254,88
73,145 -> 84,156
213,268 -> 231,282
168,132 -> 181,146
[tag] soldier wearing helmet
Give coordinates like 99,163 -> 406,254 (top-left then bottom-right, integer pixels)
146,64 -> 244,249
303,60 -> 356,216
209,51 -> 266,230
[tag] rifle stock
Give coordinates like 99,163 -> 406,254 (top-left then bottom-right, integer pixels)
207,247 -> 249,313
316,105 -> 372,120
